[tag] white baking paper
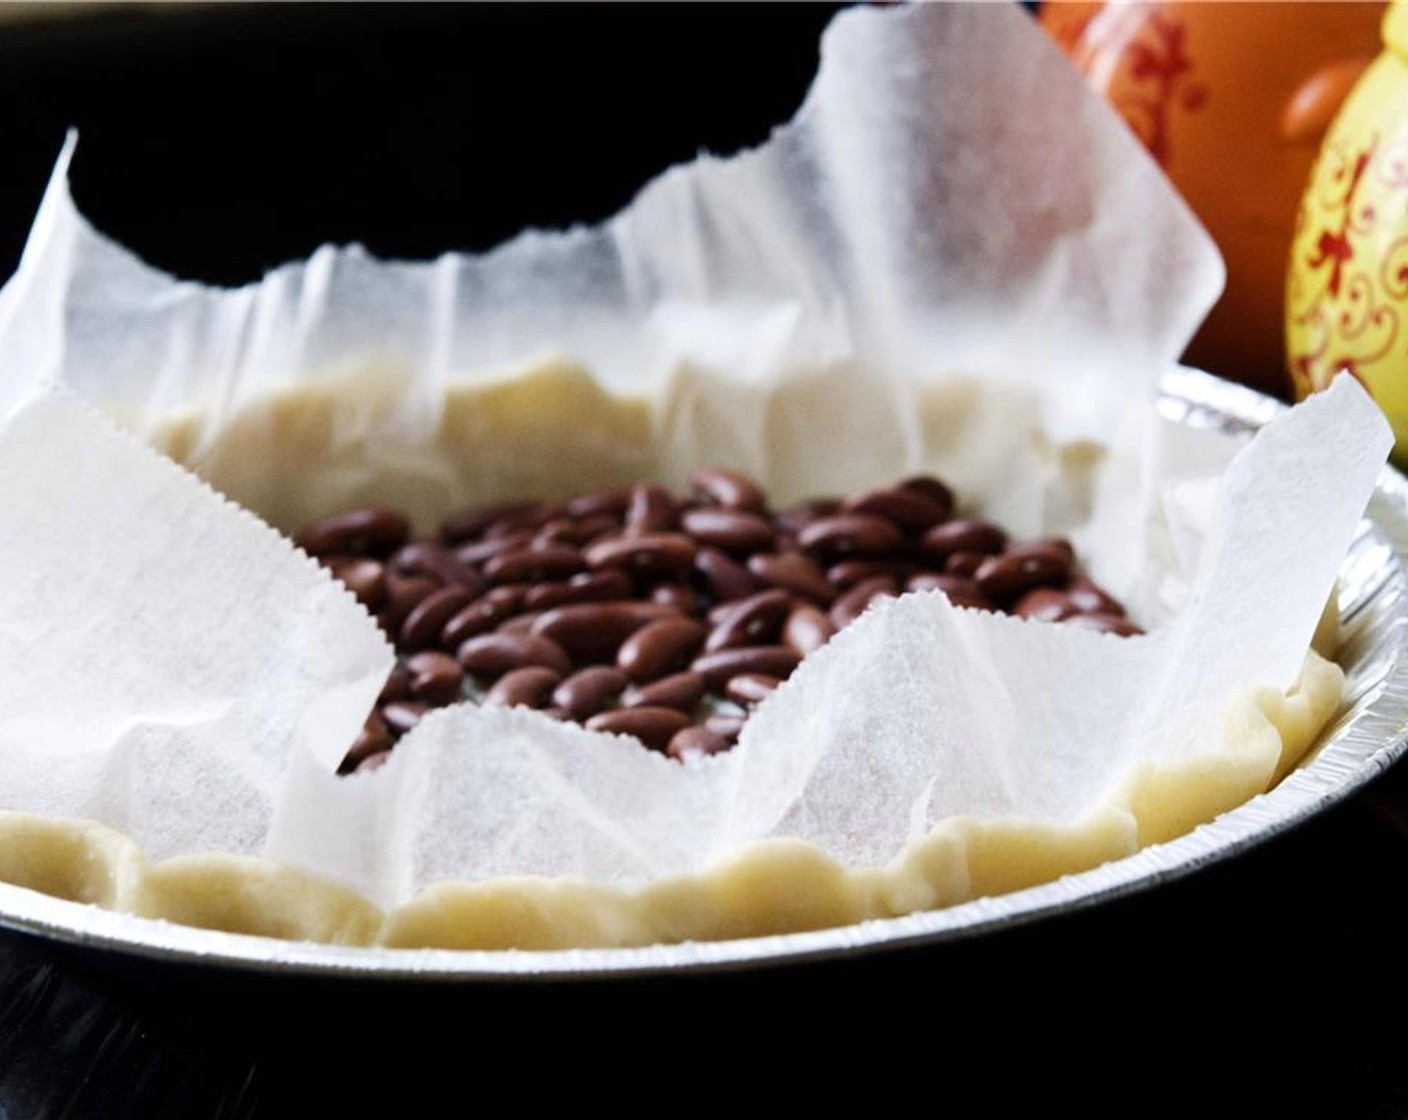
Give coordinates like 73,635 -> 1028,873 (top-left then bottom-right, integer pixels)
0,4 -> 1223,611
0,4 -> 1391,908
0,392 -> 392,861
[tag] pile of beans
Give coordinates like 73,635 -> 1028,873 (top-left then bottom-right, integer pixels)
295,468 -> 1140,774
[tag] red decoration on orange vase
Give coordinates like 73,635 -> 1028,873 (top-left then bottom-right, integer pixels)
1043,1 -> 1382,399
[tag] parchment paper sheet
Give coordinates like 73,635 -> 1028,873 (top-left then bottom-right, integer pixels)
0,5 -> 1389,909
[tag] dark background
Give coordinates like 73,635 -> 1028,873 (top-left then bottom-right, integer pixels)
0,5 -> 1405,1115
0,3 -> 841,284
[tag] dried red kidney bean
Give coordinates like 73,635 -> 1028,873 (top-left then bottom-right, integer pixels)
441,585 -> 529,648
944,551 -> 986,577
692,646 -> 801,690
573,514 -> 623,546
667,726 -> 730,762
629,671 -> 707,713
1065,613 -> 1143,637
453,531 -> 533,567
328,556 -> 388,610
1014,588 -> 1078,623
483,545 -> 585,584
524,570 -> 634,611
618,617 -> 708,682
584,533 -> 698,578
694,547 -> 760,603
748,551 -> 836,606
827,559 -> 917,589
782,604 -> 835,656
389,542 -> 484,593
912,574 -> 991,611
378,663 -> 413,705
356,751 -> 392,773
567,487 -> 631,519
497,611 -> 545,636
341,714 -> 394,774
487,666 -> 563,709
400,586 -> 475,651
532,519 -> 580,547
530,602 -> 675,663
626,484 -> 678,533
441,500 -> 543,545
705,713 -> 745,744
379,572 -> 438,635
586,707 -> 692,752
901,473 -> 957,504
725,674 -> 781,705
457,633 -> 572,679
1066,576 -> 1125,617
553,667 -> 629,721
898,475 -> 955,516
974,543 -> 1071,602
650,583 -> 704,615
380,701 -> 428,736
704,590 -> 792,653
774,497 -> 841,534
484,504 -> 561,538
829,576 -> 898,628
297,507 -> 411,558
842,487 -> 950,533
690,467 -> 767,513
920,519 -> 1006,562
405,651 -> 465,706
680,508 -> 776,555
1031,537 -> 1075,566
797,514 -> 904,558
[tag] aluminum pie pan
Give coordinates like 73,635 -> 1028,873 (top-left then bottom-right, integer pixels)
0,367 -> 1403,981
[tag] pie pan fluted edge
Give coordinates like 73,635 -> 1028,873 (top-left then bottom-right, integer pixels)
0,366 -> 1402,981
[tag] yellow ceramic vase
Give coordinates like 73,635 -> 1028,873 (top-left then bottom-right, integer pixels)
1287,4 -> 1408,462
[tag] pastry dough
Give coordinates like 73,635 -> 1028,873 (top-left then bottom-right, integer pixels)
0,648 -> 1343,948
0,362 -> 1350,950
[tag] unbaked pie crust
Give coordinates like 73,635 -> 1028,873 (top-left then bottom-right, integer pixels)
0,360 -> 1349,950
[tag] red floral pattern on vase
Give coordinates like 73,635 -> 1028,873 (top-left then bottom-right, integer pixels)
1288,135 -> 1401,395
1109,12 -> 1208,167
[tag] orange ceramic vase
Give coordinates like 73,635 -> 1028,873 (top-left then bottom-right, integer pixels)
1044,2 -> 1382,397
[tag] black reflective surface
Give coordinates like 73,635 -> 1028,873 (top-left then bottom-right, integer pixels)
0,5 -> 1403,1114
3,764 -> 1408,1113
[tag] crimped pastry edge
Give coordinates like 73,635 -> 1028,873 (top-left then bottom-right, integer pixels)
0,652 -> 1342,951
